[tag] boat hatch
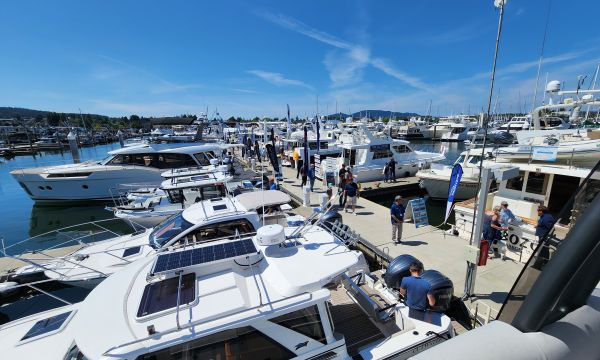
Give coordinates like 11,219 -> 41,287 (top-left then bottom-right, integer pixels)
137,273 -> 196,317
212,204 -> 228,211
151,238 -> 258,275
123,246 -> 142,258
20,311 -> 75,343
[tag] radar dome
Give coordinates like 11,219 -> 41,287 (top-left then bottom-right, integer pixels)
546,80 -> 561,93
256,224 -> 286,246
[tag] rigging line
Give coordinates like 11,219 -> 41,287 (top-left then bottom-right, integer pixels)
469,1 -> 506,246
531,0 -> 552,113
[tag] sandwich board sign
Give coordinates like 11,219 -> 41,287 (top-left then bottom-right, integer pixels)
409,198 -> 429,228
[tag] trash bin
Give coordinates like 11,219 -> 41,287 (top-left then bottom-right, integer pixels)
319,193 -> 328,209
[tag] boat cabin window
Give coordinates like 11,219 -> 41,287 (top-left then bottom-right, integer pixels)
525,172 -> 549,195
156,153 -> 197,169
393,144 -> 411,153
308,141 -> 329,150
182,219 -> 255,245
454,154 -> 466,164
343,149 -> 357,166
372,148 -> 393,159
135,326 -> 294,360
194,151 -> 216,166
136,273 -> 196,317
451,127 -> 465,134
506,171 -> 526,191
150,214 -> 194,248
467,156 -> 482,165
269,305 -> 326,344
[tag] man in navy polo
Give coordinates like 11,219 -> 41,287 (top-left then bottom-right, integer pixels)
390,195 -> 405,244
535,205 -> 555,240
400,261 -> 435,311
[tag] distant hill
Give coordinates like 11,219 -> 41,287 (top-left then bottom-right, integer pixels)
0,107 -> 50,119
325,110 -> 419,119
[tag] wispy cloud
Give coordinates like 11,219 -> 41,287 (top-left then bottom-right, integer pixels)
257,10 -> 430,91
96,55 -> 203,94
247,70 -> 314,91
232,88 -> 261,94
516,7 -> 525,16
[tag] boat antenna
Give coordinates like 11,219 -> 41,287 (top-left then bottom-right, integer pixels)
466,0 -> 507,293
531,0 -> 552,112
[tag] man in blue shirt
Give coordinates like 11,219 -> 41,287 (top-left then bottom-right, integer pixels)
343,178 -> 359,214
535,205 -> 555,240
390,195 -> 405,244
400,261 -> 435,311
499,200 -> 519,226
268,176 -> 278,191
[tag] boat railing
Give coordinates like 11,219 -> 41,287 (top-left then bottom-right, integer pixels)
2,218 -> 148,258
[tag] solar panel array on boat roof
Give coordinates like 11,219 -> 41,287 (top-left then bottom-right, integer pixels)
151,238 -> 258,274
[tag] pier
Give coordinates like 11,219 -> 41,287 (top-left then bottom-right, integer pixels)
276,164 -> 524,318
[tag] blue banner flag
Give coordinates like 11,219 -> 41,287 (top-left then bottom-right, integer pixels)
444,164 -> 463,223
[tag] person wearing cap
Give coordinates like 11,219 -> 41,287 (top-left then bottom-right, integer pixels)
390,195 -> 405,244
399,261 -> 435,311
499,200 -> 519,226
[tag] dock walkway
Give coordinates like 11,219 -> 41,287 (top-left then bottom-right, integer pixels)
277,165 -> 524,315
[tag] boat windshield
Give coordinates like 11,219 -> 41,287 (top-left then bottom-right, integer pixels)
454,155 -> 466,164
149,214 -> 194,249
99,155 -> 115,165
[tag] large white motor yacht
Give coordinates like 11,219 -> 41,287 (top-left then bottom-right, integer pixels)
337,124 -> 445,182
0,222 -> 455,359
10,143 -> 223,202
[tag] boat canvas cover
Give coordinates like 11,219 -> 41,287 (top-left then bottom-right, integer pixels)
235,190 -> 291,210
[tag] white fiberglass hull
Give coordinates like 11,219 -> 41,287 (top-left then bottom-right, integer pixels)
418,175 -> 480,200
11,164 -> 164,202
495,143 -> 600,167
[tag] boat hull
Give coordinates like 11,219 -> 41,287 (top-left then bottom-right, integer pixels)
419,176 -> 479,200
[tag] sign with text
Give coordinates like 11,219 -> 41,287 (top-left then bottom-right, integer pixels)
531,146 -> 558,162
409,198 -> 429,228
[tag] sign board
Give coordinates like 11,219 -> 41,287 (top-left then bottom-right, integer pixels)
409,198 -> 429,228
531,146 -> 558,162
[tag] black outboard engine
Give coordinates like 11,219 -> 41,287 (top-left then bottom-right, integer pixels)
493,131 -> 514,144
384,254 -> 422,289
421,270 -> 454,312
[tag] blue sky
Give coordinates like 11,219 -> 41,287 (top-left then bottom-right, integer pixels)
1,0 -> 599,118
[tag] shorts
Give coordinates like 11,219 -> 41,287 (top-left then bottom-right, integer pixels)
347,195 -> 357,205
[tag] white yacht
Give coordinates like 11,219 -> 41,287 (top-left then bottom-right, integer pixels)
111,171 -> 233,227
10,143 -> 222,202
0,223 -> 455,359
417,149 -> 498,200
337,124 -> 445,182
496,116 -> 531,132
16,191 -> 298,288
396,119 -> 430,139
440,122 -> 481,142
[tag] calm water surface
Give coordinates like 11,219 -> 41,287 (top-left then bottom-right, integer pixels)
0,140 -> 465,255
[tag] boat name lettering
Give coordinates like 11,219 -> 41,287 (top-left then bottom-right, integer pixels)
507,233 -> 536,250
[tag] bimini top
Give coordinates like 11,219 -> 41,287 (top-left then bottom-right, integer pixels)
107,142 -> 223,156
234,190 -> 291,211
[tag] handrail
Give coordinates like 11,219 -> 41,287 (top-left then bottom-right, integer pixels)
102,291 -> 314,356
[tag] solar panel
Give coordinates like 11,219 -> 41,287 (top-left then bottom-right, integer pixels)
151,239 -> 258,274
21,311 -> 72,341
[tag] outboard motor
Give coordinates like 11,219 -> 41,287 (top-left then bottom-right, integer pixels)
384,254 -> 422,289
421,270 -> 454,312
493,131 -> 514,144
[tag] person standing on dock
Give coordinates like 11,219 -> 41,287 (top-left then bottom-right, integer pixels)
400,261 -> 435,311
293,149 -> 302,179
343,177 -> 359,214
484,206 -> 507,259
388,158 -> 397,182
390,195 -> 405,244
383,160 -> 391,183
308,163 -> 316,192
338,164 -> 347,186
535,205 -> 555,240
300,165 -> 308,187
